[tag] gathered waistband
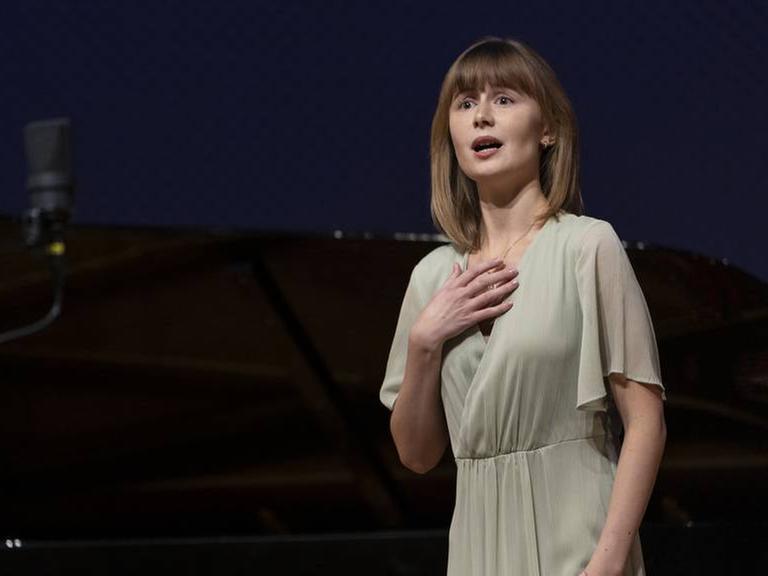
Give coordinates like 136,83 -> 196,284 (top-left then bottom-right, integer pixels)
454,434 -> 608,462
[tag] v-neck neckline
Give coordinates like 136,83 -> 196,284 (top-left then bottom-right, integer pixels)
460,211 -> 558,349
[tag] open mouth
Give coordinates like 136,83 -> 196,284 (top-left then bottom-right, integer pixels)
471,137 -> 503,152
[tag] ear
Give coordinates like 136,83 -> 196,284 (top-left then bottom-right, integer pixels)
540,123 -> 556,147
540,121 -> 553,142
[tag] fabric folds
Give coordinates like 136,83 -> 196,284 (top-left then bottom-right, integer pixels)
575,220 -> 666,411
378,213 -> 666,575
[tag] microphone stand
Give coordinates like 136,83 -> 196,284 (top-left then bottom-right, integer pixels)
0,209 -> 67,344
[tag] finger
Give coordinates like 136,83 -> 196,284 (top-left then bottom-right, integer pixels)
457,257 -> 505,287
474,297 -> 514,323
472,279 -> 519,308
466,267 -> 518,297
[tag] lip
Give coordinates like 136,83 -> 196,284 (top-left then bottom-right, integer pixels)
473,146 -> 502,159
471,135 -> 503,150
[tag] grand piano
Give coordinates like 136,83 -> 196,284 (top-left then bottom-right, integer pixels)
1,215 -> 767,574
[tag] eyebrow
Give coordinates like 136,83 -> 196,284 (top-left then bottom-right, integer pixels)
455,86 -> 518,99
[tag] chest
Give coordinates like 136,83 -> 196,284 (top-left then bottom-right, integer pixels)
466,247 -> 530,337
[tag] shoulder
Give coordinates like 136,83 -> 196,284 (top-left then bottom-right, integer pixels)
547,212 -> 621,261
571,216 -> 634,282
560,213 -> 618,240
562,214 -> 623,259
415,242 -> 457,271
409,242 -> 459,297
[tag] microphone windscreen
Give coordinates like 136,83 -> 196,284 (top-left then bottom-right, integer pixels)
23,117 -> 74,214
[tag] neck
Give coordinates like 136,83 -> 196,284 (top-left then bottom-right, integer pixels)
476,179 -> 550,256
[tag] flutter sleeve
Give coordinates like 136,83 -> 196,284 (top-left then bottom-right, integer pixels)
575,220 -> 666,411
379,264 -> 426,412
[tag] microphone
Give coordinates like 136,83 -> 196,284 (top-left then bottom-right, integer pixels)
0,118 -> 74,344
22,117 -> 74,248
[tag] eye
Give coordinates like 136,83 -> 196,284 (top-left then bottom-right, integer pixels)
456,94 -> 514,110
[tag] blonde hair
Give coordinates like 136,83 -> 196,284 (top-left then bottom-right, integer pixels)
429,36 -> 584,253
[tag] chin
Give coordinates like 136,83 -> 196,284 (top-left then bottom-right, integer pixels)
466,168 -> 512,183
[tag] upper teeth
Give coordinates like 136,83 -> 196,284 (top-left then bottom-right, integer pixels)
476,142 -> 499,150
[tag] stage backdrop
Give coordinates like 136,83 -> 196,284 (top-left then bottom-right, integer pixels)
0,0 -> 765,281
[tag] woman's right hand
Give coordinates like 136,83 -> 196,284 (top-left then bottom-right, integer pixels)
410,258 -> 520,349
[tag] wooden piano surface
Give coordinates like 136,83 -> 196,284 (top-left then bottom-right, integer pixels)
0,216 -> 767,539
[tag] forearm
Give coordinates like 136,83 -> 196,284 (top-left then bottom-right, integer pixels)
591,416 -> 667,572
389,330 -> 448,474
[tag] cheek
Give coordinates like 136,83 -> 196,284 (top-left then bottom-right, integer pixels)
499,125 -> 540,159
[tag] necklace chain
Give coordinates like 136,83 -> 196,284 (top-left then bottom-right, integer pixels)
481,218 -> 539,292
489,218 -> 538,263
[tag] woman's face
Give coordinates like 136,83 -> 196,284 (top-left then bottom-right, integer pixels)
448,82 -> 548,187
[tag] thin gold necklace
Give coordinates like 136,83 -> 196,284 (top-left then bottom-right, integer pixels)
493,219 -> 537,261
483,218 -> 538,289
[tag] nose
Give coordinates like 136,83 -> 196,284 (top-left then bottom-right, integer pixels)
473,97 -> 494,128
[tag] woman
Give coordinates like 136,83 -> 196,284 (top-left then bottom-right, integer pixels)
380,37 -> 667,576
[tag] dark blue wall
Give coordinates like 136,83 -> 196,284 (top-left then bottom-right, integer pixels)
0,1 -> 766,280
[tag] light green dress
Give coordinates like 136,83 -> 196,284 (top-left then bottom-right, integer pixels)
380,211 -> 667,576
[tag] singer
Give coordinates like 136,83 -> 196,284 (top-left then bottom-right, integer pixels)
380,37 -> 667,576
